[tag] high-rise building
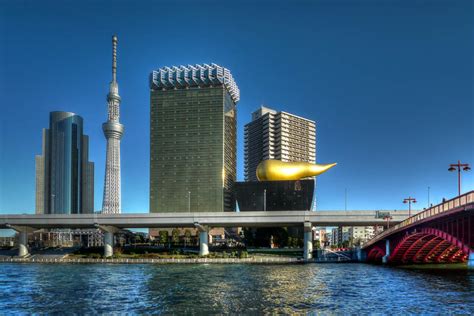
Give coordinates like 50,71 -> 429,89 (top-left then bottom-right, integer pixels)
35,111 -> 94,214
244,106 -> 316,181
149,64 -> 240,213
102,35 -> 124,214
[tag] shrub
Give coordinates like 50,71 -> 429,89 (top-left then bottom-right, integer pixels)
239,251 -> 249,259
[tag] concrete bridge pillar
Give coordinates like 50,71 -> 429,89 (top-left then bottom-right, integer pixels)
96,225 -> 120,258
195,223 -> 209,256
468,251 -> 474,269
104,231 -> 114,258
18,231 -> 29,257
303,222 -> 313,260
357,247 -> 367,262
382,239 -> 390,264
6,225 -> 35,257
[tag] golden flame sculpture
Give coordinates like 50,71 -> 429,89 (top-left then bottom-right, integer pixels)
256,160 -> 337,181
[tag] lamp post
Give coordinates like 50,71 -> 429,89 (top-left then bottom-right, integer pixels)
263,189 -> 267,211
403,197 -> 417,217
51,194 -> 55,213
448,161 -> 471,196
188,191 -> 191,212
427,186 -> 430,208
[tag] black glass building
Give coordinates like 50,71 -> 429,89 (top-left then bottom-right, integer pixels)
234,180 -> 314,211
35,111 -> 94,214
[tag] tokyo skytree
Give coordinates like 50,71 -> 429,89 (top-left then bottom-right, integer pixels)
101,35 -> 124,214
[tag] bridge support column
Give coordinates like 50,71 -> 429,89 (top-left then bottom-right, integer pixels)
18,231 -> 29,257
356,247 -> 367,262
468,252 -> 474,269
382,239 -> 390,264
104,231 -> 114,258
96,225 -> 120,258
6,225 -> 36,257
195,223 -> 209,256
303,222 -> 313,260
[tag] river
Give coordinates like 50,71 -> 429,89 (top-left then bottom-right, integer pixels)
0,263 -> 472,314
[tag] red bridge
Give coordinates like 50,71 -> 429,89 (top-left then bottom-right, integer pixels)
362,191 -> 474,268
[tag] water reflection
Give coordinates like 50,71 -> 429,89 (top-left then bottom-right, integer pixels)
0,263 -> 472,314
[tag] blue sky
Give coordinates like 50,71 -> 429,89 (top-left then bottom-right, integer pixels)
1,0 -> 473,216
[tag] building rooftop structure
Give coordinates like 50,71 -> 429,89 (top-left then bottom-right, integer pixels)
149,63 -> 240,103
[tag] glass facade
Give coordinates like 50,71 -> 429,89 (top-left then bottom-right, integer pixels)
150,86 -> 237,213
234,180 -> 315,211
35,111 -> 94,214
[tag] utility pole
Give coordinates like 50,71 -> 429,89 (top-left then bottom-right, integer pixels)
344,188 -> 347,211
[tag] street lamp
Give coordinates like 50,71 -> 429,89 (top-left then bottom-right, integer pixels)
383,215 -> 393,229
263,189 -> 267,211
448,160 -> 471,196
403,197 -> 417,217
188,191 -> 191,212
51,194 -> 55,213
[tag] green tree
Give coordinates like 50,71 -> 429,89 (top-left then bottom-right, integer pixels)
171,228 -> 180,246
184,229 -> 192,247
159,231 -> 169,246
313,240 -> 321,249
287,237 -> 294,248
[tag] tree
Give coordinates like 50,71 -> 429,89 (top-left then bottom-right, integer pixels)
159,231 -> 168,246
313,240 -> 321,249
171,228 -> 180,246
184,229 -> 192,247
242,227 -> 256,247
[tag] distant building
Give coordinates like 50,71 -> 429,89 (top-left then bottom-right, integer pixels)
337,226 -> 351,246
313,227 -> 328,248
244,106 -> 316,182
349,226 -> 375,246
35,111 -> 94,214
149,64 -> 240,213
330,228 -> 338,246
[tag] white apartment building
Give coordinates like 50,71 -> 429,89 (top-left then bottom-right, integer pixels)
244,106 -> 316,181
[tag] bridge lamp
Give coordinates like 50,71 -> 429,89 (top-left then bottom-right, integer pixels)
383,215 -> 393,229
448,161 -> 471,196
403,197 -> 417,217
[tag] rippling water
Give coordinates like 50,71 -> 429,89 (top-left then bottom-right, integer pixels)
0,263 -> 473,314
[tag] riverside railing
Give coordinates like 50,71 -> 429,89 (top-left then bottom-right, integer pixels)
363,190 -> 474,248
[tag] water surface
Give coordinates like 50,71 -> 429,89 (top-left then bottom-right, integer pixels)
0,263 -> 472,314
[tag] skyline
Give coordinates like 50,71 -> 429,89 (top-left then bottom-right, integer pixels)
1,0 -> 473,215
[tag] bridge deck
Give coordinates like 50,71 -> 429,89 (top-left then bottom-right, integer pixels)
0,210 -> 411,229
363,191 -> 474,249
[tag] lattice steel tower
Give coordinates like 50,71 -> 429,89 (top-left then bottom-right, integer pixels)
101,35 -> 124,214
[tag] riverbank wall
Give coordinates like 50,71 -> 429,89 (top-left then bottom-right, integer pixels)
0,256 -> 355,264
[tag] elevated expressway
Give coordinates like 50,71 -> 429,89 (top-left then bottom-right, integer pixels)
1,210 -> 411,259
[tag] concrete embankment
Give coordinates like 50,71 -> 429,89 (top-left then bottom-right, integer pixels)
0,256 -> 304,264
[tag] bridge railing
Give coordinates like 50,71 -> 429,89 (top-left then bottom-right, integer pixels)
364,190 -> 474,247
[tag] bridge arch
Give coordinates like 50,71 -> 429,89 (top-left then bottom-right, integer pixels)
367,246 -> 385,263
388,228 -> 470,264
